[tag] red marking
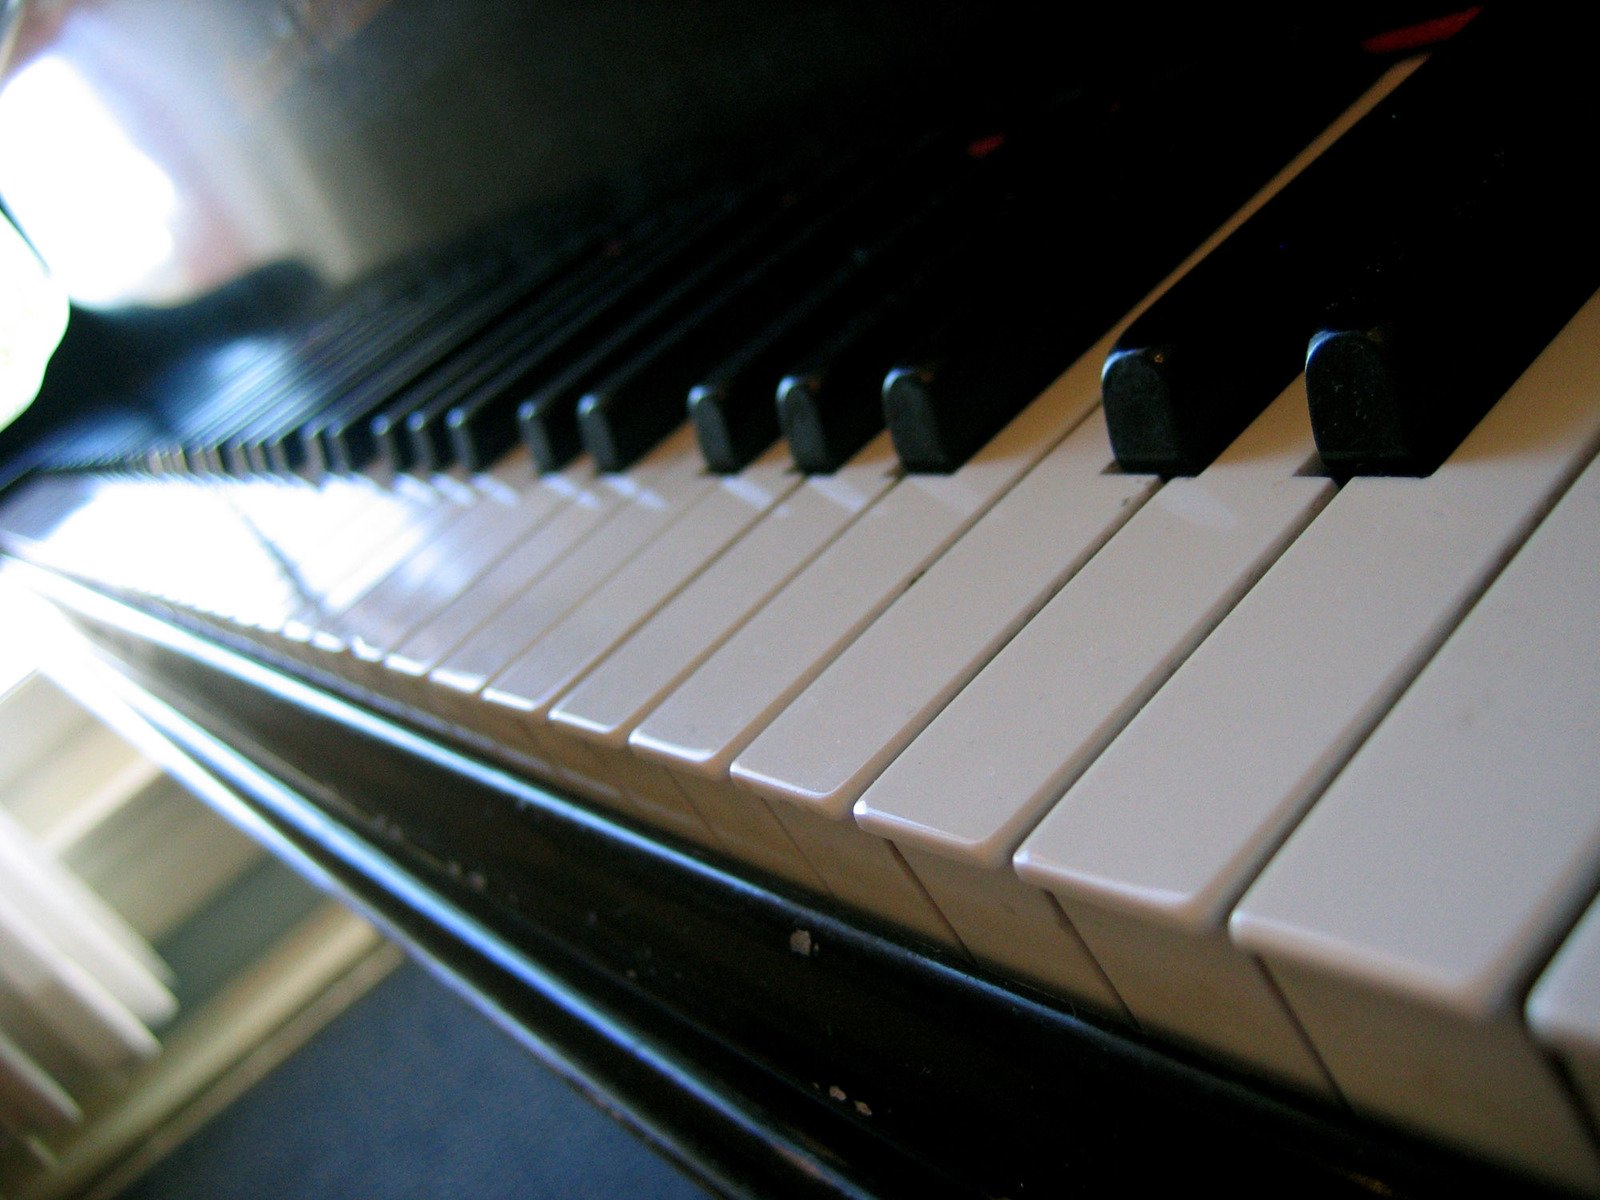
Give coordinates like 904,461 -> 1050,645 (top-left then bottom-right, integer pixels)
966,132 -> 1006,159
1361,7 -> 1482,55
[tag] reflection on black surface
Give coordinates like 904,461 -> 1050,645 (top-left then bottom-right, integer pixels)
0,0 -> 1082,311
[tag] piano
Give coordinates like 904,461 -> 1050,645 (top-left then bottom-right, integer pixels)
3,3 -> 1598,1194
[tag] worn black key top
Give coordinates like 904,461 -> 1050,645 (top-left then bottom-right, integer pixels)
579,133 -> 982,472
1098,204 -> 1331,475
690,186 -> 974,473
1304,13 -> 1600,475
688,257 -> 892,473
883,43 -> 1376,474
1305,199 -> 1600,475
776,246 -> 971,472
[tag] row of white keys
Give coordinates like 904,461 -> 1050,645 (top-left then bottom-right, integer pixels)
76,479 -> 293,629
419,424 -> 719,732
1011,290 -> 1600,1182
256,471 -> 447,630
474,444 -> 802,838
1231,446 -> 1600,1190
271,467 -> 492,659
547,433 -> 900,889
321,453 -> 554,646
377,454 -> 657,701
627,342 -> 1112,949
479,443 -> 797,748
222,472 -> 391,601
335,456 -> 599,686
849,384 -> 1332,1048
730,404 -> 1155,1014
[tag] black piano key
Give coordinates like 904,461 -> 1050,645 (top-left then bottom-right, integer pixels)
1098,218 -> 1327,475
687,183 -> 978,474
404,227 -> 671,473
518,202 -> 819,470
881,43 -> 1380,474
1305,217 -> 1600,476
881,304 -> 1060,473
775,368 -> 881,475
1096,8 -> 1582,477
298,259 -> 529,472
209,258 -> 509,474
1303,15 -> 1600,476
685,281 -> 867,475
687,377 -> 779,475
528,132 -> 987,472
577,132 -> 989,473
315,267 -> 552,473
466,187 -> 805,471
691,261 -> 904,475
777,247 -> 973,473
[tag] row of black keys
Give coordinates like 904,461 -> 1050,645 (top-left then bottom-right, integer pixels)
57,28 -> 1364,481
70,9 -> 1600,485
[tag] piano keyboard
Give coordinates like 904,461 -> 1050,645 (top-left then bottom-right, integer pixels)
6,13 -> 1600,1193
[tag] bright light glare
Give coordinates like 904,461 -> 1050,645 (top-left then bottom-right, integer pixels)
0,55 -> 178,306
0,209 -> 67,430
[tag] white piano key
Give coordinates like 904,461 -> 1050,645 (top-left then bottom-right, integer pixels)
376,434 -> 707,704
849,387 -> 1331,1043
732,406 -> 1153,819
1529,900 -> 1600,1141
336,460 -> 595,687
425,424 -> 718,733
378,471 -> 634,701
256,472 -> 438,603
1231,448 -> 1600,1191
729,409 -> 1154,1010
473,446 -> 801,843
276,474 -> 463,652
628,338 -> 1111,947
549,433 -> 898,749
1014,292 -> 1600,1114
479,443 -> 800,752
290,454 -> 550,626
547,434 -> 899,887
297,475 -> 482,635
